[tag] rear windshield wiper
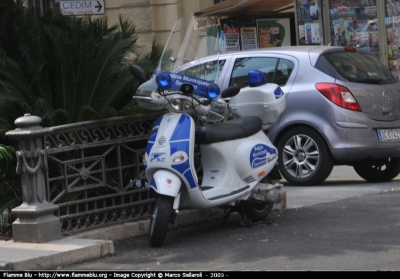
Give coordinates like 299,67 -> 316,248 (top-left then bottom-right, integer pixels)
347,78 -> 383,84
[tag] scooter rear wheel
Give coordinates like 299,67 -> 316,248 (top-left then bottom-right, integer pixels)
149,194 -> 174,247
244,202 -> 273,222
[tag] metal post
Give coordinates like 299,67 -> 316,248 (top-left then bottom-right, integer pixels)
6,114 -> 61,243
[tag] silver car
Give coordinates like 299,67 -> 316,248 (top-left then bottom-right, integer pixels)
177,46 -> 400,186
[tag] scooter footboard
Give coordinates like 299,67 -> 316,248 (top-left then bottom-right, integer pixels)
150,170 -> 181,197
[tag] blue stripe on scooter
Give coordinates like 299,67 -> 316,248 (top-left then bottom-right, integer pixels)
169,115 -> 197,188
170,140 -> 189,154
150,177 -> 157,190
170,114 -> 191,141
183,168 -> 197,189
170,141 -> 197,189
148,116 -> 163,142
145,116 -> 162,171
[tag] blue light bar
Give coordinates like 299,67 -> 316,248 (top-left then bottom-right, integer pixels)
205,83 -> 220,99
156,72 -> 172,89
248,70 -> 267,87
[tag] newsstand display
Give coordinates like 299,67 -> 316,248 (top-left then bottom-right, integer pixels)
327,0 -> 379,56
218,15 -> 295,51
385,0 -> 400,80
296,0 -> 323,45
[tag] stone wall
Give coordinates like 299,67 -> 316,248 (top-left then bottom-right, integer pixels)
103,0 -> 214,55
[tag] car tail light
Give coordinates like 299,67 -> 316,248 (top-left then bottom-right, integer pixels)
315,83 -> 362,111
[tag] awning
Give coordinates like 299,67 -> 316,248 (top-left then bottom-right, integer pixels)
194,0 -> 294,16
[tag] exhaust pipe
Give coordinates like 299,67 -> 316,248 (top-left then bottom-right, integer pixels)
265,188 -> 278,204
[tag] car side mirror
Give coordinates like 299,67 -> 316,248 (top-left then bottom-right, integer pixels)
130,64 -> 147,82
221,86 -> 240,98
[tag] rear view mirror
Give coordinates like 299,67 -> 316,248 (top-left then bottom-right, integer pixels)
130,64 -> 147,82
221,86 -> 240,98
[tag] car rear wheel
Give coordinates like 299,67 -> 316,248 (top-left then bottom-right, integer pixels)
353,158 -> 400,182
277,127 -> 334,186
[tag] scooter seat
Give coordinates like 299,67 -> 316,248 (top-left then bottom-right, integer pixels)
195,116 -> 262,144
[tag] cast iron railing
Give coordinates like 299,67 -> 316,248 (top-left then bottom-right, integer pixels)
44,114 -> 162,234
6,112 -> 163,242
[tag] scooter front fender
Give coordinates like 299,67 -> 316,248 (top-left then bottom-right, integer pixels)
150,170 -> 181,197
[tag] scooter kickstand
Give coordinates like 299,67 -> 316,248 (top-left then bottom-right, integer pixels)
239,213 -> 252,227
222,208 -> 235,225
240,210 -> 273,227
222,208 -> 253,227
222,207 -> 272,227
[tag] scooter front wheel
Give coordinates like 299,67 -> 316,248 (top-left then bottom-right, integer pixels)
149,194 -> 174,247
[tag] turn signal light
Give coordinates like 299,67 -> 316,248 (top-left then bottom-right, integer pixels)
315,83 -> 361,111
258,171 -> 266,177
172,154 -> 185,163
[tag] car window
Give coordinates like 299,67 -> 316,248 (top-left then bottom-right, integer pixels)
229,57 -> 294,88
319,51 -> 397,85
178,60 -> 226,82
276,59 -> 294,85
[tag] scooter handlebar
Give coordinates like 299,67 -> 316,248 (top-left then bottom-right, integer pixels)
143,90 -> 226,122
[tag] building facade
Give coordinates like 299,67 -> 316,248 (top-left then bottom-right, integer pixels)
21,0 -> 400,79
23,0 -> 215,54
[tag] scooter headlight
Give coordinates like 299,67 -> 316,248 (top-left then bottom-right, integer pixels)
205,83 -> 220,99
156,72 -> 172,89
248,70 -> 267,87
171,99 -> 182,111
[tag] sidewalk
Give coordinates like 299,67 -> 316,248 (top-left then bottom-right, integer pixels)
0,207 -> 238,270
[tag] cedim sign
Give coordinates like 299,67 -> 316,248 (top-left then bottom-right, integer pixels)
60,0 -> 105,16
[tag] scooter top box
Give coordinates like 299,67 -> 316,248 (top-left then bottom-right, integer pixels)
229,83 -> 286,126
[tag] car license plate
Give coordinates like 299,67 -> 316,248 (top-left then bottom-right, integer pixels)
377,129 -> 400,142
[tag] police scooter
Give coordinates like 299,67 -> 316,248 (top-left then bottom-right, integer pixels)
131,16 -> 286,247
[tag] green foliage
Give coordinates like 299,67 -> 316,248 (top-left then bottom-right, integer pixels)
0,2 -> 164,223
0,198 -> 21,229
0,3 -> 163,127
0,144 -> 15,171
0,163 -> 21,228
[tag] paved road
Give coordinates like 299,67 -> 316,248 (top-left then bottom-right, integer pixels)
60,166 -> 400,271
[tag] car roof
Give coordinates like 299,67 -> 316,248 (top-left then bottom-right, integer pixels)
182,45 -> 371,68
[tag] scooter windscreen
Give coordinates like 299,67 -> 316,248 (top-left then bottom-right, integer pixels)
135,15 -> 230,119
157,16 -> 225,75
150,16 -> 226,99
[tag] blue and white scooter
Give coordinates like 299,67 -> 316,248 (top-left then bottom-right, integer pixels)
131,65 -> 285,247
